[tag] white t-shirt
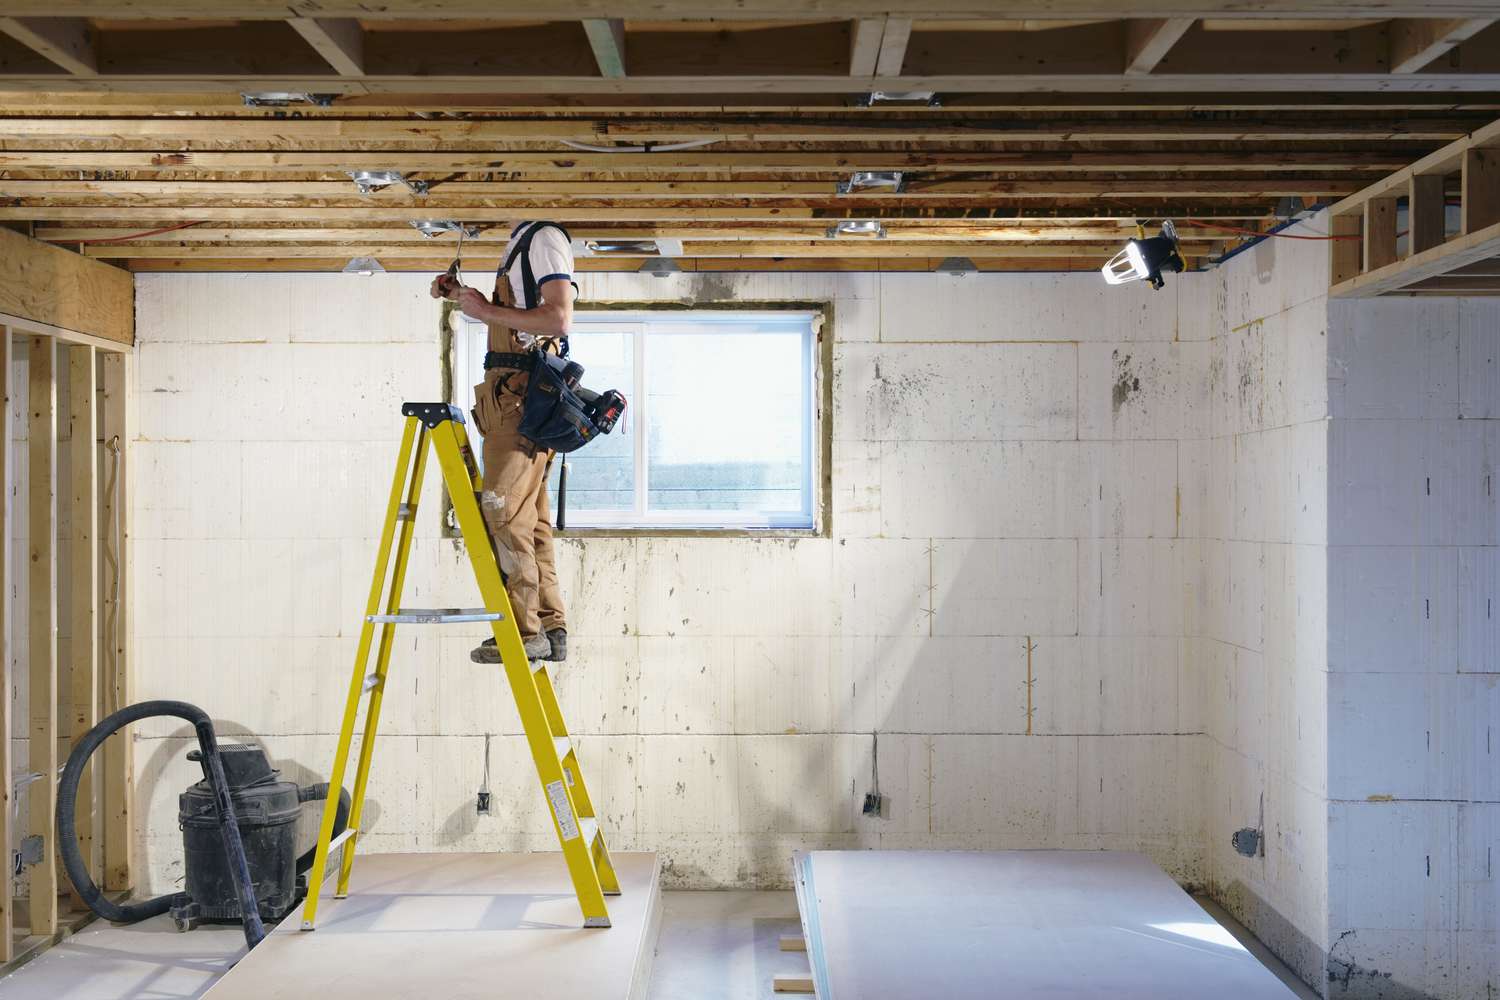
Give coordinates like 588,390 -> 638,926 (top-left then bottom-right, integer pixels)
498,222 -> 577,344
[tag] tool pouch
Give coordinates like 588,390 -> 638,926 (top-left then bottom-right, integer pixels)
518,351 -> 612,454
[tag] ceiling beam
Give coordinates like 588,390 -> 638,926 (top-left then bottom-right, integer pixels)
583,18 -> 628,78
874,17 -> 913,76
0,17 -> 96,75
34,223 -> 1225,243
0,3 -> 1491,19
1124,18 -> 1194,75
0,115 -> 1477,142
0,204 -> 1287,222
1390,17 -> 1496,73
0,72 -> 1497,95
0,178 -> 1360,200
285,18 -> 365,76
0,149 -> 1428,173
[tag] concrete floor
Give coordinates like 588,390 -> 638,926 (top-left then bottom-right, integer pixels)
0,890 -> 1317,1000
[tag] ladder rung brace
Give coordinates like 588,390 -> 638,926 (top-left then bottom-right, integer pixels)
327,827 -> 357,852
362,673 -> 381,692
366,607 -> 504,624
396,502 -> 416,521
577,816 -> 600,846
553,735 -> 573,760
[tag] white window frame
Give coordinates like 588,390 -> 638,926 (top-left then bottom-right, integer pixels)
453,309 -> 818,531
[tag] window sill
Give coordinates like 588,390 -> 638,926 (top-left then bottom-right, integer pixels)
556,525 -> 823,539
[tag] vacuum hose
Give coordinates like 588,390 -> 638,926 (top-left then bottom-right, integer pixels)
295,782 -> 350,875
57,701 -> 267,950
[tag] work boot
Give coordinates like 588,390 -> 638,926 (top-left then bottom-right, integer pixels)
470,634 -> 552,664
545,628 -> 568,662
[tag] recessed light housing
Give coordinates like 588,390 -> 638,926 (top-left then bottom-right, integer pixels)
826,220 -> 887,239
837,171 -> 906,195
865,91 -> 940,106
588,240 -> 659,254
350,170 -> 429,196
938,256 -> 978,276
241,92 -> 336,108
343,256 -> 385,276
409,219 -> 476,238
639,258 -> 682,278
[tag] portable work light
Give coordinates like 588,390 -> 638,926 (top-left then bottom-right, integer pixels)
1101,220 -> 1184,290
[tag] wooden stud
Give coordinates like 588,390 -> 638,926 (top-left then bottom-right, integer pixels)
1408,173 -> 1447,253
0,18 -> 96,75
286,18 -> 365,76
1124,19 -> 1195,75
1390,18 -> 1495,74
582,19 -> 627,78
66,344 -> 98,893
873,18 -> 911,76
773,973 -> 815,994
26,335 -> 57,940
1463,147 -> 1500,234
1329,209 -> 1362,285
99,351 -> 130,893
1363,196 -> 1400,271
779,933 -> 807,951
0,326 -> 10,962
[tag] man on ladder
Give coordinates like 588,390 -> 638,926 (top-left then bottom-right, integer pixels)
432,221 -> 578,664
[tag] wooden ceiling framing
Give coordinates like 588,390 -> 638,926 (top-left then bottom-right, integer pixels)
0,3 -> 1498,274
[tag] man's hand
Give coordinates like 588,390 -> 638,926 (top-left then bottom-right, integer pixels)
455,285 -> 491,320
429,273 -> 457,299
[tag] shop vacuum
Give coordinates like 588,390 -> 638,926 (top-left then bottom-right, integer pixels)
56,701 -> 348,950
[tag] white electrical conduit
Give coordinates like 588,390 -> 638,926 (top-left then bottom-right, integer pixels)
559,138 -> 722,153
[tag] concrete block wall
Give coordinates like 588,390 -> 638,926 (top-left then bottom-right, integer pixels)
1187,222 -> 1335,991
129,268 -> 1210,897
1324,296 -> 1500,1000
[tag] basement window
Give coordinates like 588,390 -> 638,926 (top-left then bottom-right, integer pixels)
453,310 -> 818,531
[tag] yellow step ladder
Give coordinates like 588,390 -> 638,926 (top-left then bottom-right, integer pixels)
300,402 -> 620,930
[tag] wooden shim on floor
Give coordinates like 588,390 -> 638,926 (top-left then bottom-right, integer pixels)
26,335 -> 57,939
98,351 -> 131,892
773,974 -> 815,994
66,344 -> 98,891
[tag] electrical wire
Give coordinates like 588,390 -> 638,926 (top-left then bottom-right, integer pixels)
559,138 -> 722,154
103,436 -> 122,715
70,221 -> 206,245
1186,218 -> 1361,241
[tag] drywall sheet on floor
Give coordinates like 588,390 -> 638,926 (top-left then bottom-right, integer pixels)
204,852 -> 661,1000
793,850 -> 1295,1000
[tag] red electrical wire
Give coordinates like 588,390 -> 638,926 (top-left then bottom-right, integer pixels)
1185,218 -> 1361,241
69,220 -> 206,245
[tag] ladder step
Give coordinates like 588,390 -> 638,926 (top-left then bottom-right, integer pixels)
367,607 -> 505,624
363,673 -> 381,692
553,735 -> 573,760
327,827 -> 357,853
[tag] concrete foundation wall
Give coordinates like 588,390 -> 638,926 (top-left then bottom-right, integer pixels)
129,268 -> 1210,898
1187,224 -> 1334,991
124,243 -> 1496,998
1324,296 -> 1500,1000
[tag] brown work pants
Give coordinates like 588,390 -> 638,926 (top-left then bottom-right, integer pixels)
471,367 -> 567,640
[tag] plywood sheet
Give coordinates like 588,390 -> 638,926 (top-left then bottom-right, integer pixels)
794,850 -> 1296,1000
0,228 -> 132,346
204,851 -> 661,1000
